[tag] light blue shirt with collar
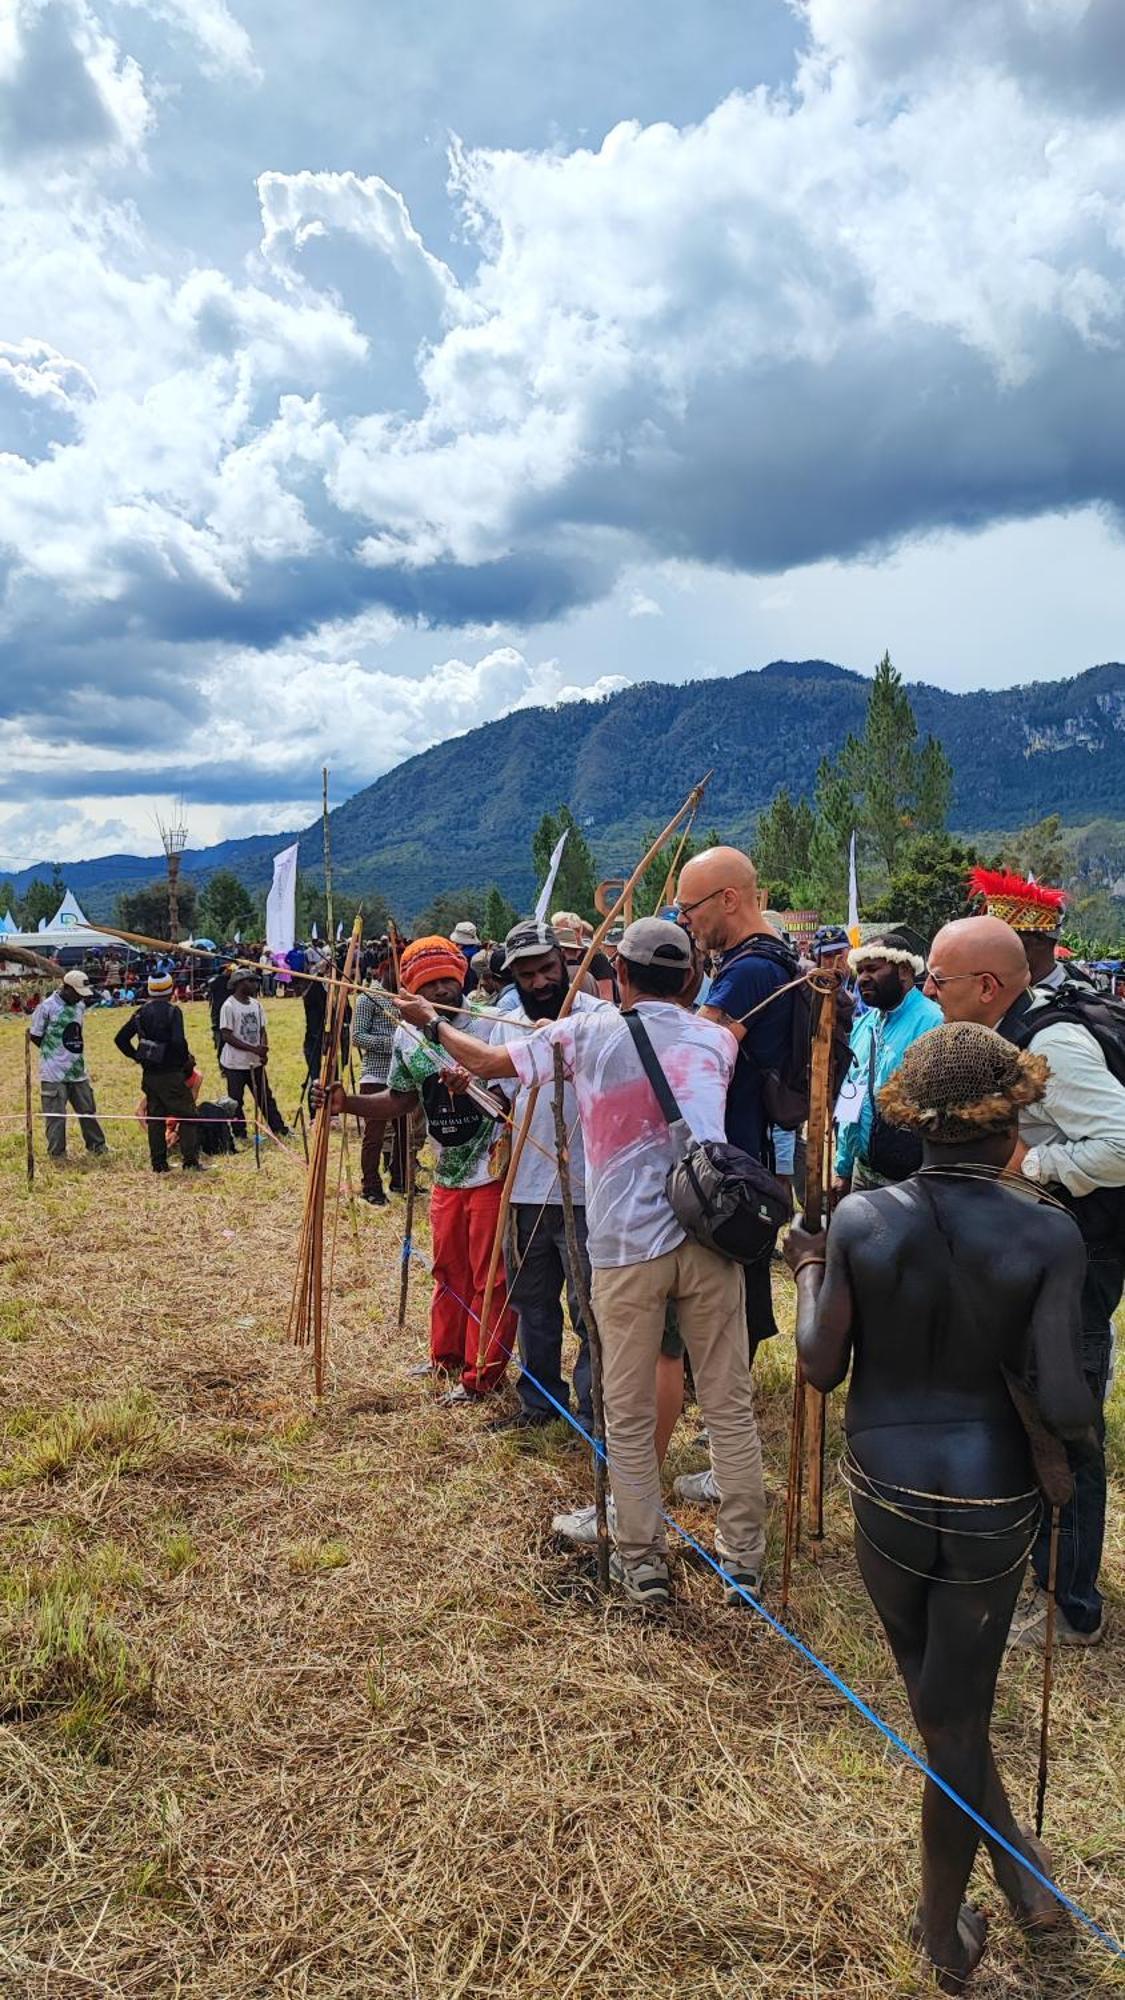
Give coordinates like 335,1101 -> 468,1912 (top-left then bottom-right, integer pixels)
835,983 -> 943,1179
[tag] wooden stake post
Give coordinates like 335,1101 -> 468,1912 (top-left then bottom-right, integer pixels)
781,970 -> 838,1613
24,1031 -> 35,1186
288,917 -> 362,1395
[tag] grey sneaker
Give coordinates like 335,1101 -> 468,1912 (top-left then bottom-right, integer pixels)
722,1565 -> 762,1608
609,1551 -> 670,1607
550,1498 -> 617,1545
673,1467 -> 720,1505
439,1384 -> 477,1408
1008,1596 -> 1104,1650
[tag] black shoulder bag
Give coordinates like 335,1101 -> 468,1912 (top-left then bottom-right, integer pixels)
622,1011 -> 789,1266
863,1027 -> 923,1182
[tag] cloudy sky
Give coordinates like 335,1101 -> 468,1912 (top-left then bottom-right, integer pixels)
2,0 -> 1124,867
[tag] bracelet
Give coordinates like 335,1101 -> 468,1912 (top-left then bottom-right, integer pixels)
790,1256 -> 827,1276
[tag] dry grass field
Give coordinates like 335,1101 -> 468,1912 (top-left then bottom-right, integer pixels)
0,997 -> 1122,1998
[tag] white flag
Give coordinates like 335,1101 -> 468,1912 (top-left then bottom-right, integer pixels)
847,831 -> 860,945
311,921 -> 319,941
265,841 -> 299,955
336,921 -> 343,940
534,827 -> 569,924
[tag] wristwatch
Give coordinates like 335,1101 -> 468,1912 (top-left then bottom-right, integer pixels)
1020,1148 -> 1045,1184
423,1017 -> 443,1047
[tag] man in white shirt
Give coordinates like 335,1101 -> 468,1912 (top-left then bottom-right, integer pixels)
400,918 -> 768,1609
484,920 -> 602,1436
219,971 -> 269,1139
926,914 -> 1125,1645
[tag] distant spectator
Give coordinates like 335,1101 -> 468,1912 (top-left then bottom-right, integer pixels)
29,969 -> 109,1163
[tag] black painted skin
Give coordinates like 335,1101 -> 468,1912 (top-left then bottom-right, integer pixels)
788,1131 -> 1095,1992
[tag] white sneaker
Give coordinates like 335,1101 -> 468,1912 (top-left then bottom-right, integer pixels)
609,1551 -> 671,1607
550,1497 -> 617,1545
673,1467 -> 720,1504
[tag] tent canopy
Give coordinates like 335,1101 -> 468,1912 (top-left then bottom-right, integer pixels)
3,890 -> 127,953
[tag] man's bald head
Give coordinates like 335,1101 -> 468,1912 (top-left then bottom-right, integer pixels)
676,846 -> 769,952
925,916 -> 1031,1028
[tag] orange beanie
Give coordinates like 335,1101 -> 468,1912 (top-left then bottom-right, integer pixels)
399,935 -> 468,995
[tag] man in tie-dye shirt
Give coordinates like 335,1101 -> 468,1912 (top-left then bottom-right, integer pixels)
28,969 -> 109,1161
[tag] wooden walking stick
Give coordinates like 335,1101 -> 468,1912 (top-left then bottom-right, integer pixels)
23,1030 -> 34,1186
781,968 -> 839,1611
553,1047 -> 610,1591
1036,1502 -> 1062,1837
473,774 -> 713,1384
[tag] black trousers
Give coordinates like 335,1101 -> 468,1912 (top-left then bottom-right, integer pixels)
143,1069 -> 201,1169
221,1065 -> 287,1139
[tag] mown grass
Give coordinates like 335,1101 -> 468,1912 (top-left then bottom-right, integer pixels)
0,999 -> 1121,1998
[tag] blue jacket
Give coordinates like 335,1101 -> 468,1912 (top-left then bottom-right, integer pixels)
835,984 -> 942,1178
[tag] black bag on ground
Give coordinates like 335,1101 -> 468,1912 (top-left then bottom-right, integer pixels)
622,1011 -> 789,1266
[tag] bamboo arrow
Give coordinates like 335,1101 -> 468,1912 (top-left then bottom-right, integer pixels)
473,773 -> 713,1383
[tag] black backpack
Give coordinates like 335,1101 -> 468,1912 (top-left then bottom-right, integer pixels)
1004,980 -> 1125,1250
724,936 -> 853,1131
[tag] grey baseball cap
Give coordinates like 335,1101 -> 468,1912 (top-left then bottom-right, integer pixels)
617,917 -> 692,967
502,919 -> 561,970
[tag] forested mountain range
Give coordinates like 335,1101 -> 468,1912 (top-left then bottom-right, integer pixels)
14,658 -> 1125,919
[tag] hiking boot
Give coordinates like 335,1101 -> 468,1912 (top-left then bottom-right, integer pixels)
361,1188 -> 388,1207
486,1410 -> 554,1435
610,1552 -> 670,1607
722,1565 -> 763,1608
1008,1594 -> 1105,1650
182,1159 -> 207,1172
551,1498 -> 617,1545
673,1467 -> 720,1505
152,1163 -> 170,1174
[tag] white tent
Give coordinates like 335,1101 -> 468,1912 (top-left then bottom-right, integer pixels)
3,889 -> 126,953
0,911 -> 15,933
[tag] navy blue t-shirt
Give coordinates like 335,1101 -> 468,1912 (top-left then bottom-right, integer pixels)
706,939 -> 795,1162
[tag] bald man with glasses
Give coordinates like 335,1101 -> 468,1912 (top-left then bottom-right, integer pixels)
926,914 -> 1125,1648
676,846 -> 799,1364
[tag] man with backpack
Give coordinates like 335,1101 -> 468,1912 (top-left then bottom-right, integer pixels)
115,970 -> 203,1173
674,846 -> 805,1363
926,911 -> 1125,1647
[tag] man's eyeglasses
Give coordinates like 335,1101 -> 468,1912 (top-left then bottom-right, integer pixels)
926,969 -> 1002,988
673,886 -> 727,921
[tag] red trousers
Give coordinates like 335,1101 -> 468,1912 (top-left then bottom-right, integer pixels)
429,1181 -> 516,1394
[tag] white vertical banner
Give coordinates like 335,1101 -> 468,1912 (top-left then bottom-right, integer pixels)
847,831 -> 860,944
534,827 -> 569,923
265,842 -> 299,955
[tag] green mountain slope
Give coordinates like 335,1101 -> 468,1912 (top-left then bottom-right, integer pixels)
13,658 -> 1125,919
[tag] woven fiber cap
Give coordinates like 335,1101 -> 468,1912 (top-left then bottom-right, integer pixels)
879,1021 -> 1048,1143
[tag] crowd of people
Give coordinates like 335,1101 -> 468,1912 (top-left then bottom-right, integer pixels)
310,854 -> 1118,1995
12,848 -> 1122,1989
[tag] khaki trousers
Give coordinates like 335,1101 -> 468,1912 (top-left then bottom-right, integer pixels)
592,1238 -> 767,1572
